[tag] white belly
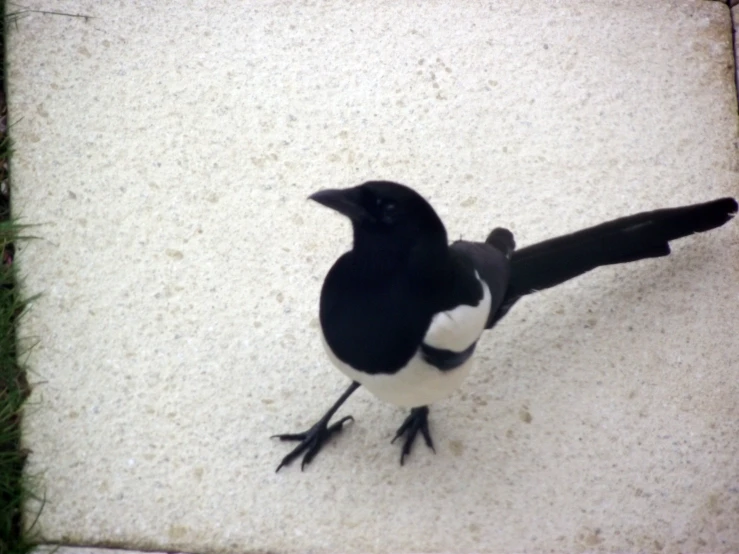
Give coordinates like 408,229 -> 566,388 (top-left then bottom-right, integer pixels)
323,339 -> 475,407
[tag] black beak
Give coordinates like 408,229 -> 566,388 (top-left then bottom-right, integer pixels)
308,187 -> 374,223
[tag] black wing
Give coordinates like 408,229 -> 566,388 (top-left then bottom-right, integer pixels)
449,227 -> 514,329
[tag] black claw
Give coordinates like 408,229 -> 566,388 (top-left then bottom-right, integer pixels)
420,423 -> 435,452
391,406 -> 435,466
273,415 -> 354,472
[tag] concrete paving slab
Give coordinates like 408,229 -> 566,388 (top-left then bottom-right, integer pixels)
9,0 -> 738,553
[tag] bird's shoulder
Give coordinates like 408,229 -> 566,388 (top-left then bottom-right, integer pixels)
449,239 -> 511,326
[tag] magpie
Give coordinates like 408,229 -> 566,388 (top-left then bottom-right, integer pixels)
273,181 -> 737,471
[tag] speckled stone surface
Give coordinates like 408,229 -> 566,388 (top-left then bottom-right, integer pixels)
9,1 -> 739,553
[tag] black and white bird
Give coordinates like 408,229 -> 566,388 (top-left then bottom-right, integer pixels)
273,181 -> 737,471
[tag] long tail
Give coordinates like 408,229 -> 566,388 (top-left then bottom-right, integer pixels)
489,197 -> 737,327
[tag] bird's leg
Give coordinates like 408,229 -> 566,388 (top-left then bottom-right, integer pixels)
391,406 -> 435,465
272,381 -> 360,472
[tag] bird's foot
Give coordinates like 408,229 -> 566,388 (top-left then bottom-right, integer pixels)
272,414 -> 354,472
391,406 -> 435,465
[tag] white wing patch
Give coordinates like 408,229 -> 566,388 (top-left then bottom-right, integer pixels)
423,272 -> 491,352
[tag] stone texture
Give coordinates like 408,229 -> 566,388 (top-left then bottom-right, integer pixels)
9,1 -> 739,553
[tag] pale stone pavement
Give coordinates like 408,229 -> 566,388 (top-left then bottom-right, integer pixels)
9,1 -> 739,553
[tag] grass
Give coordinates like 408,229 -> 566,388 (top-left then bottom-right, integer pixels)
0,1 -> 42,553
0,237 -> 37,554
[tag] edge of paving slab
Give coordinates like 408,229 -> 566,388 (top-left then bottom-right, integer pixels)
731,0 -> 739,110
34,548 -> 659,554
36,547 -> 194,554
1,2 -> 48,554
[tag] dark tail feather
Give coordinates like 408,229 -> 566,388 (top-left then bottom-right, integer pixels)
486,227 -> 515,258
506,197 -> 737,300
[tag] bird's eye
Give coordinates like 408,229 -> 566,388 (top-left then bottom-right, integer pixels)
379,200 -> 398,224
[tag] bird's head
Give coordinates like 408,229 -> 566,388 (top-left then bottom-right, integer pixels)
309,181 -> 448,259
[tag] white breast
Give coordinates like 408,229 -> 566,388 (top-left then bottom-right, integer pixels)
321,273 -> 491,408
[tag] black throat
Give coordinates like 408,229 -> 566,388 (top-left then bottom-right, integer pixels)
350,221 -> 448,280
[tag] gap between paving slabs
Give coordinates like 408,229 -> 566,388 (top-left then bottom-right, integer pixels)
0,2 -> 61,554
